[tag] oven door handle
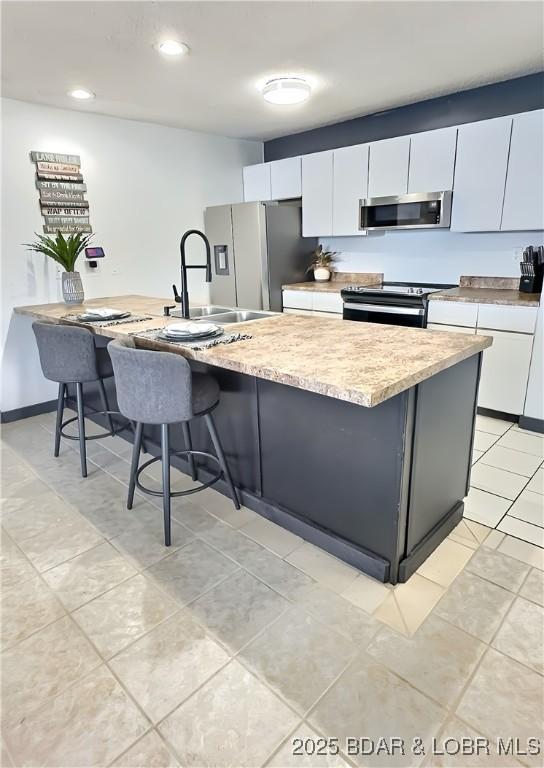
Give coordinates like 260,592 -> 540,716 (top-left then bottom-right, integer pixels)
343,302 -> 425,316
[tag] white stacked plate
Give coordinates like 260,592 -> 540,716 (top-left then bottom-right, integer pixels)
78,307 -> 130,321
159,322 -> 223,342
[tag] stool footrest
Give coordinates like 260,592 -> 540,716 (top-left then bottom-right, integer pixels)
60,411 -> 129,442
135,450 -> 223,498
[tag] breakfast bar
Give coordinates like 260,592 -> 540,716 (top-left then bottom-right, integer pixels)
15,295 -> 492,583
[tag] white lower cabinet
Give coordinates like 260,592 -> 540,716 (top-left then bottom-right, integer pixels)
427,323 -> 475,335
282,290 -> 343,316
477,329 -> 534,414
428,302 -> 536,416
283,307 -> 314,317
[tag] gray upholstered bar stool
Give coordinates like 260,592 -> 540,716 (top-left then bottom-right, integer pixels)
33,321 -> 121,477
108,337 -> 240,546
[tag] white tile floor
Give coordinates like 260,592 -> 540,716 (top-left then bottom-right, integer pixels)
467,415 -> 544,548
1,411 -> 543,767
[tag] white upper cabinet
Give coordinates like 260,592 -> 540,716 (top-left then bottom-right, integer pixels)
450,116 -> 512,232
367,136 -> 410,198
332,144 -> 369,236
408,127 -> 457,193
302,151 -> 334,236
243,163 -> 271,202
501,110 -> 544,231
270,156 -> 302,200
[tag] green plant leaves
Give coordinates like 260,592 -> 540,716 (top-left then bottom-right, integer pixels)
24,231 -> 94,272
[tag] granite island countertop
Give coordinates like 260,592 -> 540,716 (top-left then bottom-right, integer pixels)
14,294 -> 492,408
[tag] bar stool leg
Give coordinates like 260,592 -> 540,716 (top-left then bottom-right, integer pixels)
182,422 -> 197,481
127,422 -> 143,510
135,422 -> 148,456
97,379 -> 115,435
75,382 -> 87,478
161,424 -> 172,546
204,413 -> 240,510
54,383 -> 66,457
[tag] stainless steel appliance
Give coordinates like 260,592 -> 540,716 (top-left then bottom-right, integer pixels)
359,191 -> 453,231
342,282 -> 456,328
204,202 -> 315,312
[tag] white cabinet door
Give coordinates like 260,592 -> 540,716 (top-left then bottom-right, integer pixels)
312,291 -> 343,314
270,157 -> 301,200
243,163 -> 271,202
477,304 -> 538,334
427,300 -> 478,327
302,151 -> 334,236
451,116 -> 512,232
332,144 -> 369,236
477,329 -> 533,414
408,127 -> 457,193
427,323 -> 476,335
367,136 -> 410,198
501,110 -> 544,231
282,289 -> 313,310
524,305 -> 544,420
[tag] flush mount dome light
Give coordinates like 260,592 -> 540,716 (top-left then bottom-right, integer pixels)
262,77 -> 311,105
157,39 -> 189,56
68,88 -> 95,100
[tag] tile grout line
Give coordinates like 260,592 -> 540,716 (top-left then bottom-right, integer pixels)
3,419 -> 541,763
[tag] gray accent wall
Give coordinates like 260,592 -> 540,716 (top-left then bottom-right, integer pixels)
264,73 -> 544,161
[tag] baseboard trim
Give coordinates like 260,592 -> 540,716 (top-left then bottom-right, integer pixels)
1,399 -> 58,424
397,501 -> 464,583
476,407 -> 518,423
519,415 -> 544,434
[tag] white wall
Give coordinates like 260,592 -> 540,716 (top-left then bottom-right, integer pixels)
322,229 -> 544,284
1,98 -> 262,413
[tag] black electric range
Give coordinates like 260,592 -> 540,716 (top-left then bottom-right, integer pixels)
341,282 -> 457,327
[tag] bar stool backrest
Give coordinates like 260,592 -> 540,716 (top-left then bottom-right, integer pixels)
108,337 -> 193,425
32,321 -> 99,383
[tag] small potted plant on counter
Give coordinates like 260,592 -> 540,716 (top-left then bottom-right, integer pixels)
24,231 -> 93,305
307,244 -> 337,283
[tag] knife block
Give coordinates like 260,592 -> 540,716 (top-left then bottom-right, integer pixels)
519,268 -> 543,294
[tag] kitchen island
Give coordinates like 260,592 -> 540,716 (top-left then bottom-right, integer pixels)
15,295 -> 491,583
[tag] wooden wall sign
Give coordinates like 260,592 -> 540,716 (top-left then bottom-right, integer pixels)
30,151 -> 92,233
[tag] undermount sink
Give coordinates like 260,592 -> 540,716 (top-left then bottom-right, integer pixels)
188,305 -> 231,318
205,310 -> 276,324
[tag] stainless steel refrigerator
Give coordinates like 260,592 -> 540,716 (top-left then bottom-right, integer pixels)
204,202 -> 316,312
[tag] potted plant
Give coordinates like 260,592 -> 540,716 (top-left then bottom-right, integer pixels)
306,244 -> 337,283
24,231 -> 93,305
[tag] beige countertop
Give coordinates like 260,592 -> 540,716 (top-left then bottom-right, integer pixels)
430,287 -> 541,307
283,271 -> 383,293
282,280 -> 356,293
15,294 -> 491,408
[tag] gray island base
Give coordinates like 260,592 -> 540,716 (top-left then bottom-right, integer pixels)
93,347 -> 480,585
14,298 -> 488,586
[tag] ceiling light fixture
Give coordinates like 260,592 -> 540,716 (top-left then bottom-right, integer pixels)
67,88 -> 95,100
262,77 -> 311,105
157,39 -> 189,56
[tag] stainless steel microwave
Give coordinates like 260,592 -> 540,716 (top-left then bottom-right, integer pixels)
359,190 -> 453,231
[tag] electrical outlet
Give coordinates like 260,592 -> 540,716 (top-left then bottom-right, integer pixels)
513,247 -> 524,262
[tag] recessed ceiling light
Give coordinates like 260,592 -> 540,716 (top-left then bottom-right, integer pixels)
67,88 -> 95,100
262,77 -> 311,105
157,39 -> 189,56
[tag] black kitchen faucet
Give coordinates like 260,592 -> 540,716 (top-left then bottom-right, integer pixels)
173,229 -> 212,319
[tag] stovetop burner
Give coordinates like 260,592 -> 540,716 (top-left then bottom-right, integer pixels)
342,281 -> 456,297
